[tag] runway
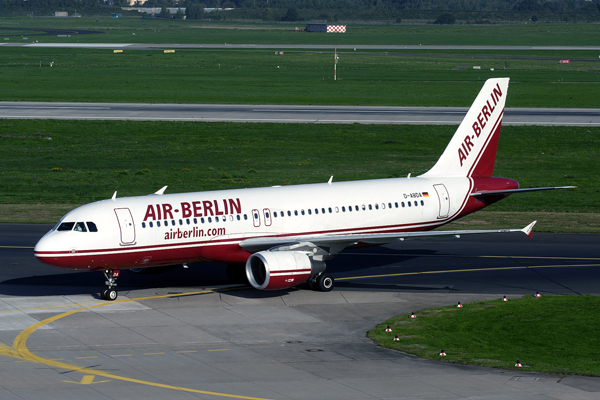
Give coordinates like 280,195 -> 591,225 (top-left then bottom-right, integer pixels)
1,102 -> 599,126
1,223 -> 599,399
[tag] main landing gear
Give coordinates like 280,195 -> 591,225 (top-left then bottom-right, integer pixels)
306,272 -> 334,292
101,269 -> 120,301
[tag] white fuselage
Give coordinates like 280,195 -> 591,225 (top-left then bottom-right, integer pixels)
34,175 -> 473,271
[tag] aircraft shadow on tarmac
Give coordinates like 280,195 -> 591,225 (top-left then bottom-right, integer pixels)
0,247 -> 440,298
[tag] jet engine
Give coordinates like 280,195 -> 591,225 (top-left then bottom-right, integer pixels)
245,251 -> 325,290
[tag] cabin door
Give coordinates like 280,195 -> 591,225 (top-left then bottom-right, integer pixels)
433,184 -> 450,219
114,208 -> 136,244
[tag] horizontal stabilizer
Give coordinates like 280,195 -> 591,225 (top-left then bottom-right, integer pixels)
471,186 -> 576,197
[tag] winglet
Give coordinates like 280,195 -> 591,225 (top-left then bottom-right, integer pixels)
328,176 -> 333,185
154,186 -> 168,195
522,221 -> 537,238
111,191 -> 117,201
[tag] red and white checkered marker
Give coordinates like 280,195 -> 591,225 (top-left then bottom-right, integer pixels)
456,302 -> 463,308
535,292 -> 542,298
326,25 -> 346,33
515,361 -> 523,367
410,312 -> 416,319
385,325 -> 392,332
439,350 -> 446,356
394,335 -> 399,341
502,296 -> 508,301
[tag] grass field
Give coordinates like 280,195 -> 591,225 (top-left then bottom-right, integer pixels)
0,19 -> 597,230
0,120 -> 597,231
0,47 -> 598,107
367,295 -> 600,376
2,18 -> 600,46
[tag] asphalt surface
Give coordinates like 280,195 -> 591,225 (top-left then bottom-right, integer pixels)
1,223 -> 599,399
1,102 -> 599,126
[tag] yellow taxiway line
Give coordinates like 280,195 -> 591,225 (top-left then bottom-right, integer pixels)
1,288 -> 275,400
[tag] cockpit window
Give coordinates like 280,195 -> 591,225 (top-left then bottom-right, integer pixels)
86,222 -> 98,232
74,222 -> 87,232
57,222 -> 75,231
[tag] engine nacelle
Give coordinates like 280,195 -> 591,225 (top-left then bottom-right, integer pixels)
245,251 -> 324,290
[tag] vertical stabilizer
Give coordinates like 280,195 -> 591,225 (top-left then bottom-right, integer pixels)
420,78 -> 509,178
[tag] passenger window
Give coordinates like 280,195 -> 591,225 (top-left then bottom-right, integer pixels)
314,208 -> 318,214
414,201 -> 418,207
395,202 -> 398,208
342,206 -> 346,212
408,202 -> 411,207
193,218 -> 198,224
237,215 -> 240,221
355,205 -> 359,211
301,210 -> 305,216
157,221 -> 161,227
149,221 -> 153,228
287,211 -> 291,216
388,203 -> 392,209
142,222 -> 146,228
348,206 -> 352,212
328,207 -> 332,213
74,222 -> 87,232
179,219 -> 183,225
402,202 -> 405,208
244,214 -> 248,220
421,200 -> 425,206
294,210 -> 298,216
171,220 -> 176,226
376,204 -> 380,210
57,222 -> 75,231
308,209 -> 312,215
86,222 -> 98,232
368,204 -> 372,210
215,216 -> 219,222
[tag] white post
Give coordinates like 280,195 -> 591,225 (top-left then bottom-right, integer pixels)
334,48 -> 337,81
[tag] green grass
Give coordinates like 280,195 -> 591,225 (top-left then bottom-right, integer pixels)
0,47 -> 599,107
367,295 -> 600,376
0,120 -> 597,228
2,18 -> 600,46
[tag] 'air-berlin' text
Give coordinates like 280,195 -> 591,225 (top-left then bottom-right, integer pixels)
143,198 -> 241,221
458,83 -> 503,167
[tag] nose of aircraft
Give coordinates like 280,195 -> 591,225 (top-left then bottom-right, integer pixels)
34,234 -> 62,267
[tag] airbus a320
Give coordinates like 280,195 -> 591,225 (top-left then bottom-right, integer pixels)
34,78 -> 573,300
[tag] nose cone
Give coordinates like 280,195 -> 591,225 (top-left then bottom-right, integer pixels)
34,234 -> 64,268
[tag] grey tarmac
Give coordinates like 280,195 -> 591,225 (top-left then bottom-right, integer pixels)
1,102 -> 599,126
0,223 -> 599,399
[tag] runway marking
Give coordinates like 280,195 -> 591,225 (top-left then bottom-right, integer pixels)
176,350 -> 197,353
111,354 -> 133,357
208,349 -> 229,352
63,375 -> 111,385
1,288 -> 275,400
336,263 -> 600,281
143,352 -> 164,355
75,356 -> 98,359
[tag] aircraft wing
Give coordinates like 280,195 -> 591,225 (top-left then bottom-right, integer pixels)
239,221 -> 537,256
471,186 -> 576,197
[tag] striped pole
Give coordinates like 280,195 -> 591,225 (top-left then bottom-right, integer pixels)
334,48 -> 337,81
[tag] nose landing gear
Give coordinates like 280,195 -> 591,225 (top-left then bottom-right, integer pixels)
101,269 -> 120,301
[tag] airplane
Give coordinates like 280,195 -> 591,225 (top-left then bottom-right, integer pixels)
34,78 -> 574,300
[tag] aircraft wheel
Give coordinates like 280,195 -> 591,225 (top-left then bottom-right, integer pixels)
101,289 -> 109,300
106,289 -> 118,301
316,273 -> 334,292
